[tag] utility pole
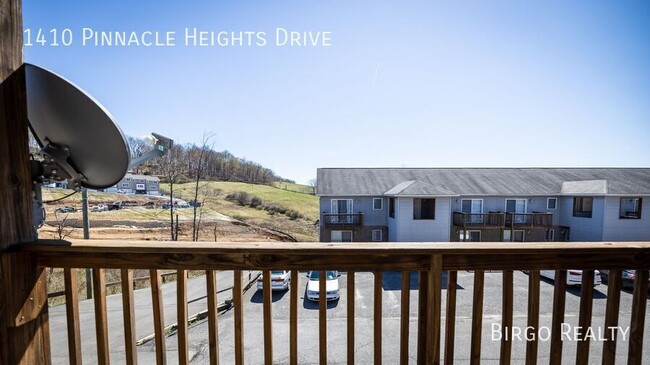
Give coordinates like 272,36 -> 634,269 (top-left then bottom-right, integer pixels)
0,0 -> 51,362
82,188 -> 92,298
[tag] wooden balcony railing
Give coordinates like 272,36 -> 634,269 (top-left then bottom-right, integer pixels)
321,212 -> 364,227
505,212 -> 554,228
452,212 -> 506,228
18,239 -> 650,364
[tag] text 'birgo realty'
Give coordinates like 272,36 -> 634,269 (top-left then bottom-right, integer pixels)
24,28 -> 333,47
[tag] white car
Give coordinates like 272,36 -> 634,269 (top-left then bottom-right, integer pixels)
306,270 -> 340,301
257,270 -> 291,291
540,270 -> 602,286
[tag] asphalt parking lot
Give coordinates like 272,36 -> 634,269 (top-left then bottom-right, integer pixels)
140,270 -> 650,364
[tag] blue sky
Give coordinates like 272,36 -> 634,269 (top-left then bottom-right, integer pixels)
24,0 -> 650,184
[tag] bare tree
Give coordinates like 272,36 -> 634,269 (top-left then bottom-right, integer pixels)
308,178 -> 317,195
54,211 -> 74,240
159,145 -> 185,240
127,136 -> 150,174
191,133 -> 215,241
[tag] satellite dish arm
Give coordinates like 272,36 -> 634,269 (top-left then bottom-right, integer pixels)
128,133 -> 173,170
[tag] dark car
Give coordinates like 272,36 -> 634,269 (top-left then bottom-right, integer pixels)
600,269 -> 648,289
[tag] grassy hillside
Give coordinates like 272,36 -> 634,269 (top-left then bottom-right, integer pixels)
273,181 -> 315,195
162,181 -> 319,241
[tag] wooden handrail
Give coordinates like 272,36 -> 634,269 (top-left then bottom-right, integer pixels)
23,240 -> 650,364
26,239 -> 650,270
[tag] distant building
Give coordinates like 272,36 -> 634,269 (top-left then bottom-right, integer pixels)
317,168 -> 650,243
107,173 -> 160,195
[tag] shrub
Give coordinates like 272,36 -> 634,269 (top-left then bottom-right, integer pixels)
250,196 -> 263,208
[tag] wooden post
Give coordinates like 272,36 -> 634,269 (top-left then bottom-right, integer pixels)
0,0 -> 52,364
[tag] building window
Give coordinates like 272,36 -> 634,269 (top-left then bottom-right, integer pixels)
504,230 -> 525,242
545,229 -> 555,241
459,230 -> 481,242
136,183 -> 145,190
620,198 -> 642,219
573,197 -> 593,218
331,230 -> 353,242
373,198 -> 383,210
372,229 -> 382,242
413,198 -> 435,220
389,198 -> 395,218
547,198 -> 557,210
125,178 -> 132,182
121,182 -> 130,188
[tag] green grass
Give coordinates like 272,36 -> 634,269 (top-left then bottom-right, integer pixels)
165,181 -> 319,222
272,181 -> 315,195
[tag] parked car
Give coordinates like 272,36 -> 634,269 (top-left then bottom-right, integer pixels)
256,270 -> 291,291
189,200 -> 202,207
599,270 -> 648,290
108,201 -> 122,210
306,270 -> 340,301
91,204 -> 108,212
540,270 -> 602,286
55,205 -> 75,213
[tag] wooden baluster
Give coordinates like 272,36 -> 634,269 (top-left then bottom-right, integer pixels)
290,270 -> 298,365
500,270 -> 513,365
427,255 -> 442,364
602,269 -> 621,365
374,271 -> 383,365
150,269 -> 166,365
347,271 -> 355,365
206,270 -> 220,365
470,270 -> 484,365
576,270 -> 594,365
417,271 -> 429,364
121,269 -> 137,365
444,271 -> 457,365
263,270 -> 273,364
64,268 -> 82,365
319,270 -> 327,365
525,270 -> 540,365
400,270 -> 411,365
233,270 -> 244,365
177,270 -> 188,365
93,268 -> 110,365
550,270 -> 567,365
627,269 -> 648,365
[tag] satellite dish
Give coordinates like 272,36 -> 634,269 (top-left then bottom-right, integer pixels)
25,63 -> 130,189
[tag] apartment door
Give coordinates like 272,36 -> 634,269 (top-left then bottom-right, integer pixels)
461,199 -> 483,223
506,199 -> 527,223
331,199 -> 353,223
503,230 -> 525,242
460,230 -> 481,242
331,230 -> 353,242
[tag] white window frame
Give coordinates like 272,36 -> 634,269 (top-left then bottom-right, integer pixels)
504,230 -> 526,242
136,183 -> 146,190
331,230 -> 353,242
121,182 -> 130,188
504,198 -> 527,213
461,199 -> 483,214
372,229 -> 382,242
331,199 -> 353,214
547,198 -> 557,210
460,230 -> 481,242
373,198 -> 383,210
546,228 -> 555,241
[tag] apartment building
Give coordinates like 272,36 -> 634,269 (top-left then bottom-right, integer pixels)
107,173 -> 161,195
317,168 -> 650,243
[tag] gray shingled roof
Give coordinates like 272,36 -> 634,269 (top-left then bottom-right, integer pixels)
384,180 -> 457,196
317,168 -> 650,196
